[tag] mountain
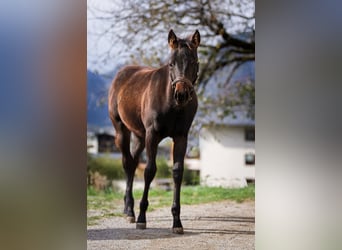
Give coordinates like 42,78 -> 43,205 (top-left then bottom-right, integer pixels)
87,70 -> 113,127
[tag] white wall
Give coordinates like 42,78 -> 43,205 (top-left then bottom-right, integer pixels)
199,126 -> 255,188
87,134 -> 98,154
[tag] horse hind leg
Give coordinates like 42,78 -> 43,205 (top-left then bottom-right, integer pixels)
131,134 -> 145,170
113,118 -> 136,223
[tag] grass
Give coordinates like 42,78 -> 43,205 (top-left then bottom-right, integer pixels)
180,184 -> 254,204
87,184 -> 254,225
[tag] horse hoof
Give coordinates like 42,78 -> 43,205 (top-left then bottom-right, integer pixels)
136,222 -> 146,230
172,227 -> 184,234
126,216 -> 135,223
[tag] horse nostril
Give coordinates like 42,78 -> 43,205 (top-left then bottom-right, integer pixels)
175,91 -> 183,103
175,90 -> 191,104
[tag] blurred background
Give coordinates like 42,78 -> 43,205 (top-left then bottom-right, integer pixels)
1,0 -> 342,249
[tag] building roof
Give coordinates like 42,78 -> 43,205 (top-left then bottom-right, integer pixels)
200,109 -> 254,127
87,125 -> 115,136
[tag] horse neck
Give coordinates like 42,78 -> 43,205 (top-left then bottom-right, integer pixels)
164,65 -> 174,106
157,65 -> 174,107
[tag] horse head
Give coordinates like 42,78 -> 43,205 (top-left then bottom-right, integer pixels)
168,29 -> 200,106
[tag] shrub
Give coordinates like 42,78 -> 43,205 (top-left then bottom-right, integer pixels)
155,157 -> 172,178
87,153 -> 124,181
183,167 -> 200,186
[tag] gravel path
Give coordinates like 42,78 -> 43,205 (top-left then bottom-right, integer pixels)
87,200 -> 255,249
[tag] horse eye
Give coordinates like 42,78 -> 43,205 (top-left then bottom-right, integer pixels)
169,63 -> 173,67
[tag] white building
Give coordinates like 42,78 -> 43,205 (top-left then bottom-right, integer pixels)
87,131 -> 99,154
199,112 -> 255,188
87,125 -> 116,154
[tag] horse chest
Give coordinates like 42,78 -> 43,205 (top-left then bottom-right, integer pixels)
153,111 -> 189,137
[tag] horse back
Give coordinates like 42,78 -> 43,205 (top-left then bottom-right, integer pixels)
113,66 -> 153,89
108,65 -> 157,137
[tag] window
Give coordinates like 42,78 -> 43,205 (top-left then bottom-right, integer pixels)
97,133 -> 119,153
245,128 -> 255,141
245,153 -> 255,165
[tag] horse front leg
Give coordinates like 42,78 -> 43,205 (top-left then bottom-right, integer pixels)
171,136 -> 187,234
136,129 -> 159,229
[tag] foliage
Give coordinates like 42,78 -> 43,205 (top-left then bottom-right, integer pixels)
155,158 -> 200,184
87,153 -> 125,180
155,157 -> 172,178
183,167 -> 200,185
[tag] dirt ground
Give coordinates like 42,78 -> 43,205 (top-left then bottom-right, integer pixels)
87,200 -> 255,250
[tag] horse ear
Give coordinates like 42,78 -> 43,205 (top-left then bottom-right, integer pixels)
168,29 -> 178,49
191,30 -> 201,48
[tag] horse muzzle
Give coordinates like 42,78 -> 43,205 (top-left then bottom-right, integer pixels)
172,78 -> 194,106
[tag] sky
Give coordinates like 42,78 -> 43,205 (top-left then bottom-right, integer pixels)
87,0 -> 128,74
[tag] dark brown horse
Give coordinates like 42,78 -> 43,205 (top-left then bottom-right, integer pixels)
108,29 -> 200,234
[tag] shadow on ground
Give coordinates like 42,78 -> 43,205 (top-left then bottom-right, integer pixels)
88,215 -> 255,241
149,215 -> 255,223
87,227 -> 197,241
